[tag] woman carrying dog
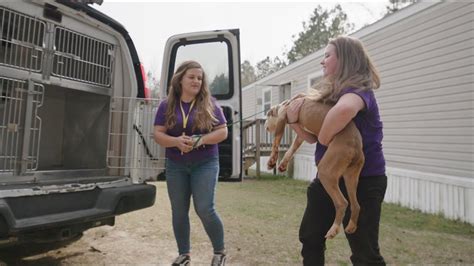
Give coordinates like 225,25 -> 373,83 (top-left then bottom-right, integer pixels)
153,60 -> 228,266
287,36 -> 387,265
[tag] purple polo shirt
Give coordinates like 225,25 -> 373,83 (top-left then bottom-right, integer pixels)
315,87 -> 386,177
154,97 -> 227,163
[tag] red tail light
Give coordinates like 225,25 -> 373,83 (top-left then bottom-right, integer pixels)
140,63 -> 151,99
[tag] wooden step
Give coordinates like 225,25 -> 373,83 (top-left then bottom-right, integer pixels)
243,156 -> 256,171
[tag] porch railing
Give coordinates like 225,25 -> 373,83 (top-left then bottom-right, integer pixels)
242,118 -> 293,177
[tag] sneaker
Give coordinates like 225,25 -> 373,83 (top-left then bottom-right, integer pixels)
172,254 -> 190,266
211,253 -> 226,266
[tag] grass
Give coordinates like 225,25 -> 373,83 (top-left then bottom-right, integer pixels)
213,172 -> 474,264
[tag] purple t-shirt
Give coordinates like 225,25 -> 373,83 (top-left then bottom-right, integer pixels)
154,97 -> 227,163
315,87 -> 386,177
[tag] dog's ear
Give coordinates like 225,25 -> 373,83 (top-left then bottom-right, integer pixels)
266,108 -> 274,117
267,106 -> 279,117
273,105 -> 280,116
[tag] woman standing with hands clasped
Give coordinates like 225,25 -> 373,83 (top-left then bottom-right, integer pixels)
287,36 -> 387,265
154,60 -> 228,266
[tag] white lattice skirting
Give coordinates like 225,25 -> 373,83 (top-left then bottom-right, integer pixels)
293,154 -> 318,181
385,167 -> 474,224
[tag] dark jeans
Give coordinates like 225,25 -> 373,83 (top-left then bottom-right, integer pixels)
299,175 -> 387,266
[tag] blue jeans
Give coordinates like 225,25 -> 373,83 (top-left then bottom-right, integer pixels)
165,156 -> 224,255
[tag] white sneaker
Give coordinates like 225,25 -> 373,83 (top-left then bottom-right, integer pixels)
172,254 -> 190,266
211,253 -> 226,266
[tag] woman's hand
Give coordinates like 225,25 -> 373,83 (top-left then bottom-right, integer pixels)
175,134 -> 193,153
286,97 -> 304,124
154,126 -> 193,153
318,93 -> 365,145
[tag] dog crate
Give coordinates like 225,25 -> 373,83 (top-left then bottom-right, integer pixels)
0,4 -> 167,182
37,83 -> 111,172
0,80 -> 164,179
52,26 -> 113,87
0,6 -> 130,179
0,77 -> 43,174
0,6 -> 45,72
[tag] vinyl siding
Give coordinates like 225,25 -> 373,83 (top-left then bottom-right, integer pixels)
369,1 -> 473,178
242,85 -> 257,119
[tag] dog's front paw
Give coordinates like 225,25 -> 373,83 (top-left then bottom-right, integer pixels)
267,157 -> 277,170
267,162 -> 276,170
278,161 -> 288,172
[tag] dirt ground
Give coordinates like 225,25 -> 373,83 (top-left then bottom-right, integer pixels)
0,182 -> 224,265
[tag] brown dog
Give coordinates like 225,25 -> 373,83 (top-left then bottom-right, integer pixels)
264,94 -> 364,239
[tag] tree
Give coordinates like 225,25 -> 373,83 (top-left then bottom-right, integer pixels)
255,56 -> 287,80
286,4 -> 353,64
241,60 -> 257,87
209,73 -> 229,95
386,0 -> 416,14
146,71 -> 160,99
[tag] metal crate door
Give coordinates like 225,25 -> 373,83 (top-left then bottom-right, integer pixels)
107,97 -> 164,182
0,77 -> 43,174
0,7 -> 45,72
52,26 -> 114,87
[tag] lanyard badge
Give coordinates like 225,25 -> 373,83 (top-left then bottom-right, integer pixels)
180,99 -> 196,131
180,99 -> 195,155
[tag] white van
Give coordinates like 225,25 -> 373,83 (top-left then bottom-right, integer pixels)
0,0 -> 242,249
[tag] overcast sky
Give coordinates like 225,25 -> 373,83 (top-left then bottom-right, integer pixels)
94,1 -> 390,78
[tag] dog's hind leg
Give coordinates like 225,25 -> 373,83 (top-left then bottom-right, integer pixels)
342,153 -> 363,234
317,146 -> 352,239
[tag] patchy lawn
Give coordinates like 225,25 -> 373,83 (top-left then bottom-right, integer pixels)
2,175 -> 473,265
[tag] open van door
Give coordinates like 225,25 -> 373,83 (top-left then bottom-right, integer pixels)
160,29 -> 242,180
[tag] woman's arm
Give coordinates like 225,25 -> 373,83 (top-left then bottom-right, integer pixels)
153,125 -> 193,152
289,124 -> 318,144
318,93 -> 365,146
194,125 -> 228,147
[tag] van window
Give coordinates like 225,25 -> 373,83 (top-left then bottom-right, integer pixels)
170,40 -> 233,99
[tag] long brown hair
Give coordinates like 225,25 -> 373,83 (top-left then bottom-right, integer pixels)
165,60 -> 218,132
314,36 -> 380,103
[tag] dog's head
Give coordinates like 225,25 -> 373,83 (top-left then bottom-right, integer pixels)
264,104 -> 283,133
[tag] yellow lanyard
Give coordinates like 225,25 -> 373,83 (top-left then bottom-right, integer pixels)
180,99 -> 195,130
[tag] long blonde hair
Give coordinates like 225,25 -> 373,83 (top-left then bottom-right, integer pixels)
313,36 -> 380,103
165,60 -> 218,132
